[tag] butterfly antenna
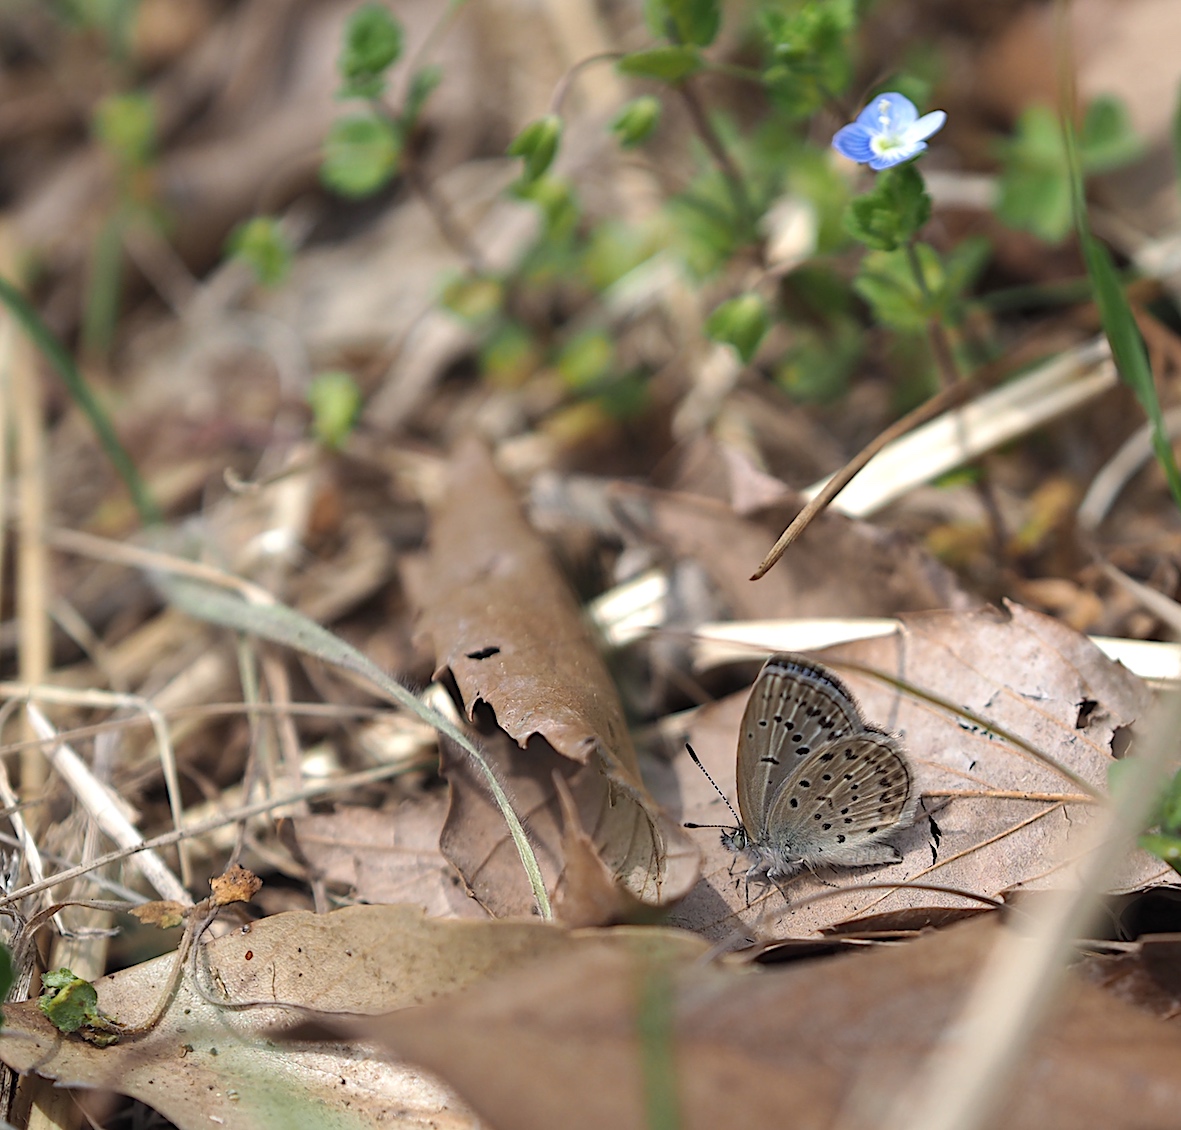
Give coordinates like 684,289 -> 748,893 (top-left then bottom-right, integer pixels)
682,743 -> 743,829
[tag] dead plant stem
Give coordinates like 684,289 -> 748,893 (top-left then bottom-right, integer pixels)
751,377 -> 975,578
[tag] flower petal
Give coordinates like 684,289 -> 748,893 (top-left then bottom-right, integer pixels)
906,110 -> 947,144
867,141 -> 927,171
832,123 -> 876,163
871,92 -> 919,131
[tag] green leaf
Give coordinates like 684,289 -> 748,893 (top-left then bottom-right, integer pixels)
557,330 -> 614,389
507,115 -> 562,183
480,323 -> 540,387
996,164 -> 1074,243
705,294 -> 768,362
338,3 -> 403,99
513,175 -> 580,241
321,114 -> 401,198
1079,95 -> 1142,172
225,216 -> 292,287
759,2 -> 855,119
440,274 -> 505,321
997,99 -> 1141,243
617,45 -> 703,84
307,371 -> 362,449
853,246 -> 940,332
653,0 -> 721,47
403,65 -> 442,130
776,321 -> 862,403
843,164 -> 931,252
38,969 -> 121,1044
597,372 -> 650,419
1139,832 -> 1181,875
611,96 -> 663,149
93,91 -> 155,168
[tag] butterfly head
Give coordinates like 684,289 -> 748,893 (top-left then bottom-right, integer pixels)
720,826 -> 748,853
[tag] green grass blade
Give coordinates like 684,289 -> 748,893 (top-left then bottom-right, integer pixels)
0,275 -> 161,525
1064,113 -> 1181,512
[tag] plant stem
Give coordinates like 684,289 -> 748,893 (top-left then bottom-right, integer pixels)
549,51 -> 626,116
677,78 -> 754,236
403,160 -> 487,274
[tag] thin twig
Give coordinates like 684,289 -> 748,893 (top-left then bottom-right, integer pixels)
403,161 -> 487,274
751,377 -> 975,579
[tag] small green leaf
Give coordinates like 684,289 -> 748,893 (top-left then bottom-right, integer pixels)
308,371 -> 362,449
507,115 -> 562,183
843,164 -> 931,252
705,294 -> 768,363
1139,832 -> 1181,874
671,0 -> 720,46
776,321 -> 863,403
611,96 -> 662,149
440,274 -> 504,321
38,968 -> 121,1044
997,99 -> 1140,243
338,4 -> 403,99
1078,95 -> 1142,172
597,372 -> 650,419
321,114 -> 401,198
557,330 -> 614,389
760,2 -> 855,118
93,91 -> 155,168
513,176 -> 580,240
617,45 -> 702,84
481,323 -> 540,387
996,164 -> 1073,243
853,246 -> 940,332
403,65 -> 442,130
225,216 -> 292,287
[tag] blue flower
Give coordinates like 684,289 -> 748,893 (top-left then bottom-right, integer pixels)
832,93 -> 946,171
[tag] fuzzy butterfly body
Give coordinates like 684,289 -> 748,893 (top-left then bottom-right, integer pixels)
722,653 -> 918,884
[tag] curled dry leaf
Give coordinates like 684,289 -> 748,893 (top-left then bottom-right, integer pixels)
209,863 -> 263,906
408,438 -> 698,918
334,914 -> 1181,1130
128,901 -> 188,929
0,905 -> 699,1130
674,602 -> 1163,939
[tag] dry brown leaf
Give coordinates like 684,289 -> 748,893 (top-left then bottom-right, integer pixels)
551,772 -> 653,928
672,602 -> 1166,939
128,900 -> 188,929
1076,935 -> 1181,1021
344,914 -> 1181,1130
409,438 -> 698,918
289,797 -> 486,918
0,905 -> 693,1129
209,863 -> 262,906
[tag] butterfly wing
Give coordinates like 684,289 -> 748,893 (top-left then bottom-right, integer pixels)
735,654 -> 865,842
761,727 -> 918,869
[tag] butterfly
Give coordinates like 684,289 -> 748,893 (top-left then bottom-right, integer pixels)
687,653 -> 918,888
